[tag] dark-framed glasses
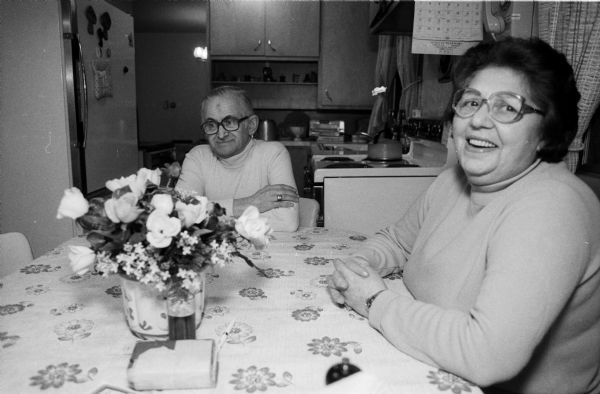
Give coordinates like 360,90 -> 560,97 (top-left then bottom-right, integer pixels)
452,88 -> 545,124
201,115 -> 250,135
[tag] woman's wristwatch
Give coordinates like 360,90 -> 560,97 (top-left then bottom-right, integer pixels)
365,289 -> 386,312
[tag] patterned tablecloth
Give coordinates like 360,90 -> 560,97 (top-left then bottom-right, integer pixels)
0,227 -> 481,394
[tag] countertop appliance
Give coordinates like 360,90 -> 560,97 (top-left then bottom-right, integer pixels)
62,0 -> 138,195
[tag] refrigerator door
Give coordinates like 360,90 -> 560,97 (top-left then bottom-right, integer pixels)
77,0 -> 139,194
63,0 -> 139,195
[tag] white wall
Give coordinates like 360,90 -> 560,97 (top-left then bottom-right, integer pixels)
0,1 -> 76,257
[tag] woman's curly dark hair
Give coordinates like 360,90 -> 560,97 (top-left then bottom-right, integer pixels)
445,37 -> 580,162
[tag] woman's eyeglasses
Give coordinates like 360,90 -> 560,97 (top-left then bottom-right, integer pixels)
452,88 -> 545,124
201,115 -> 250,135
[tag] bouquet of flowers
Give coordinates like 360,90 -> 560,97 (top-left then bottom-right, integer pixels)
56,163 -> 271,295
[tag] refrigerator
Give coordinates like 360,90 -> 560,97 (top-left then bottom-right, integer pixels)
61,0 -> 139,195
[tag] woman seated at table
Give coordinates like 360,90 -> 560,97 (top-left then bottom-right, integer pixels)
328,37 -> 600,394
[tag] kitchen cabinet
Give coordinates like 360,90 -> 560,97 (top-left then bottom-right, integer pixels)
319,1 -> 378,109
209,0 -> 320,59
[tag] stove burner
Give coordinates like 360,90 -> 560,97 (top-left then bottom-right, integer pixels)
362,159 -> 419,168
325,162 -> 372,168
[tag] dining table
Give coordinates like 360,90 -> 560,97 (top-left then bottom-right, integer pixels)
0,227 -> 482,394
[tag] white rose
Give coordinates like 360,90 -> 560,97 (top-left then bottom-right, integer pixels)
68,245 -> 96,275
146,210 -> 182,248
104,192 -> 143,223
151,194 -> 174,214
175,195 -> 209,227
137,167 -> 162,186
105,174 -> 136,192
235,206 -> 272,249
56,188 -> 89,219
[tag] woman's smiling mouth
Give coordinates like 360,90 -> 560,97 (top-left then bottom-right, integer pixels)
467,138 -> 497,148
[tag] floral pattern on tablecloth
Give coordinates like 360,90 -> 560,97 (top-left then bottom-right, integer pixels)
348,235 -> 367,241
229,365 -> 292,392
239,287 -> 267,300
204,304 -> 230,319
290,289 -> 316,301
294,243 -> 315,251
29,363 -> 98,389
59,272 -> 92,283
304,256 -> 333,266
307,336 -> 363,357
26,284 -> 50,296
53,319 -> 94,341
50,303 -> 84,316
20,264 -> 61,274
0,301 -> 34,315
216,321 -> 256,344
0,331 -> 20,348
427,369 -> 475,393
310,275 -> 330,288
105,285 -> 121,298
291,306 -> 323,322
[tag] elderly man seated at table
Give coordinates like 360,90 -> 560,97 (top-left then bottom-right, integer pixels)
177,86 -> 299,232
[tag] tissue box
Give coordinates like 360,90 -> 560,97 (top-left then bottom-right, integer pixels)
127,339 -> 218,390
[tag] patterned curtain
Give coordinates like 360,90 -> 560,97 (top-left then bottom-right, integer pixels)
538,2 -> 600,172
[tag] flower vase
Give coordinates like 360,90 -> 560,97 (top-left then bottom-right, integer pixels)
167,287 -> 196,340
120,273 -> 206,339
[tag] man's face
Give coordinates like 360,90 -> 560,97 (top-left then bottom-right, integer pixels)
202,95 -> 257,159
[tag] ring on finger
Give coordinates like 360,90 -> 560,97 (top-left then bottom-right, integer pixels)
277,194 -> 283,202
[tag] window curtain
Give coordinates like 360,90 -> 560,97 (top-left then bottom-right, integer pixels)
396,36 -> 422,119
367,35 -> 397,136
538,2 -> 600,172
367,36 -> 422,136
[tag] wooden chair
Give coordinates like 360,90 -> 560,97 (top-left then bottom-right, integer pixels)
0,232 -> 33,277
299,198 -> 320,228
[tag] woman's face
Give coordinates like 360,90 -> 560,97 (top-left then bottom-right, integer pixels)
452,66 -> 544,187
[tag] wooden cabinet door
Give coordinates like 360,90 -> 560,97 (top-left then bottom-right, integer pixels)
265,1 -> 320,57
209,1 -> 265,56
319,2 -> 378,109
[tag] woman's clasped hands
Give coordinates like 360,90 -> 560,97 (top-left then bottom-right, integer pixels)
327,256 -> 387,317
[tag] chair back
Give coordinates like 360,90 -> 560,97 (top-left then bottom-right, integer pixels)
0,232 -> 33,277
299,198 -> 320,227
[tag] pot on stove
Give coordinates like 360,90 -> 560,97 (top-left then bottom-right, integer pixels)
359,130 -> 403,161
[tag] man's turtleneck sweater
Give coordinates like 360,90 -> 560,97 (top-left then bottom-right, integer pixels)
356,160 -> 600,394
177,139 -> 299,232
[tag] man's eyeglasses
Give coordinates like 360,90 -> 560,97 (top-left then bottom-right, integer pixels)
201,115 -> 251,135
452,88 -> 545,124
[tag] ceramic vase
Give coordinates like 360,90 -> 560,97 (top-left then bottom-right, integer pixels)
120,273 -> 205,339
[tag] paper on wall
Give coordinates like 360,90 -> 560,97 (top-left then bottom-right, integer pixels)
411,1 -> 483,56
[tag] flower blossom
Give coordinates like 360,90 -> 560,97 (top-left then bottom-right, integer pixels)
68,246 -> 96,275
134,168 -> 162,195
146,210 -> 182,248
105,174 -> 137,193
235,206 -> 272,249
175,196 -> 209,227
56,188 -> 89,219
104,192 -> 143,223
150,194 -> 174,214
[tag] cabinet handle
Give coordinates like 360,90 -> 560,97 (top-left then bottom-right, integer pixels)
254,39 -> 262,51
267,39 -> 277,52
325,89 -> 333,102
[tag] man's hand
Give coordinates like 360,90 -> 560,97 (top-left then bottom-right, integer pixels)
234,184 -> 298,216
